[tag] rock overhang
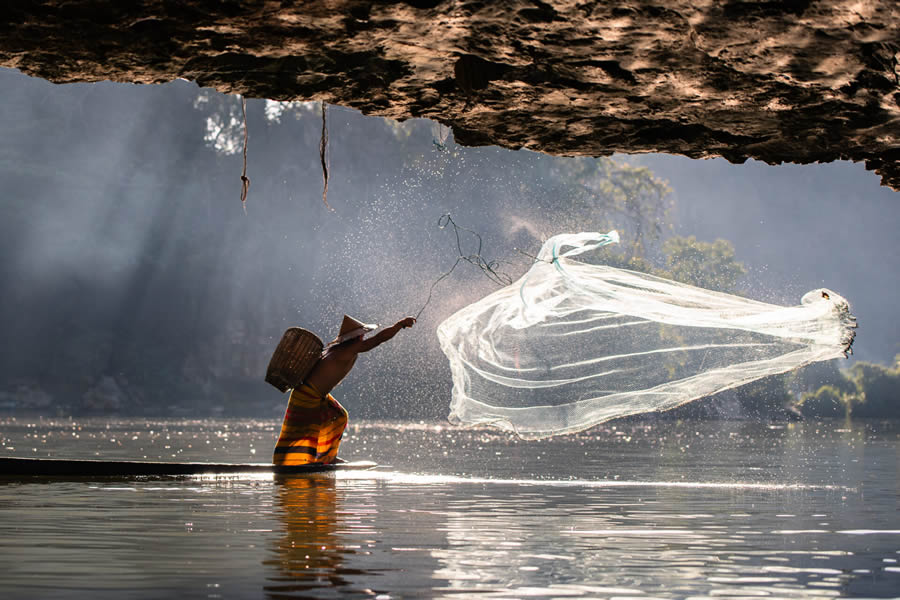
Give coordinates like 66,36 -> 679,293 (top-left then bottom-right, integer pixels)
2,0 -> 898,189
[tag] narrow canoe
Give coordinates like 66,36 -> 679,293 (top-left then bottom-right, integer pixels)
0,456 -> 377,477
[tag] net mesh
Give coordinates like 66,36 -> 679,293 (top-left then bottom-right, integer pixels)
437,232 -> 857,438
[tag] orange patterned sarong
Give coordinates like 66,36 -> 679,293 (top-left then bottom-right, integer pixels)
272,382 -> 348,465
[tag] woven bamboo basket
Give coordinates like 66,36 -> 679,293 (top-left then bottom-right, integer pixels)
265,327 -> 324,392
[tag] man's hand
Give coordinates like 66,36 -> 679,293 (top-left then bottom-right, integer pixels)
397,316 -> 416,329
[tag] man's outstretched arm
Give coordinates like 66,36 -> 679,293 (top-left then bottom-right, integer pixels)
358,317 -> 415,352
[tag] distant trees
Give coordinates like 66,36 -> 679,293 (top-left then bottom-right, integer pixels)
795,356 -> 900,419
546,157 -> 671,262
660,236 -> 746,293
795,385 -> 847,418
848,358 -> 900,417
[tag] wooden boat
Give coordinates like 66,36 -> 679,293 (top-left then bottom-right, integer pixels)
0,456 -> 377,477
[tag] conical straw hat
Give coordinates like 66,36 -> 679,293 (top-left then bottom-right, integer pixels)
336,315 -> 378,343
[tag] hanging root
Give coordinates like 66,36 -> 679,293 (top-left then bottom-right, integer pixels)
320,101 -> 330,209
240,96 -> 250,213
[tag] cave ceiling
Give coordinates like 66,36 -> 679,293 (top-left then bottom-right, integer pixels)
3,0 -> 899,189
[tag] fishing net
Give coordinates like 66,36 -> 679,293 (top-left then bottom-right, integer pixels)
437,231 -> 857,438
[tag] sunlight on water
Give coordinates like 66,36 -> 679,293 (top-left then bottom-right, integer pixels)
346,470 -> 855,491
1,418 -> 898,598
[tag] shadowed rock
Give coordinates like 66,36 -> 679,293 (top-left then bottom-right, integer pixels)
2,0 -> 898,189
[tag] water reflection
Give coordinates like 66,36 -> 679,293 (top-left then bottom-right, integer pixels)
264,475 -> 355,597
264,473 -> 463,599
427,482 -> 898,598
0,419 -> 897,598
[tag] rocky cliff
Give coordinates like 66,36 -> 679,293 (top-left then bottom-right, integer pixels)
3,0 -> 899,189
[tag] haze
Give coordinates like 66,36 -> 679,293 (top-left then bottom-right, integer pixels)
1,68 -> 896,420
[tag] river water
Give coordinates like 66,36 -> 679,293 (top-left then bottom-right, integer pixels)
1,418 -> 898,599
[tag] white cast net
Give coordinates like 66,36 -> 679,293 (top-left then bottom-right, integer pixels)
437,232 -> 857,439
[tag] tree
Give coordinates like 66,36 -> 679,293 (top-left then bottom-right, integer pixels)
846,358 -> 900,418
796,385 -> 850,418
544,157 -> 672,261
790,355 -> 900,420
660,235 -> 746,293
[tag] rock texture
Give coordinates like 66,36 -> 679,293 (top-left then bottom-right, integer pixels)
3,1 -> 899,188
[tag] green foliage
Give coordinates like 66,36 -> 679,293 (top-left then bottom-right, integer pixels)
796,385 -> 851,418
845,357 -> 900,418
661,236 -> 747,293
540,157 -> 672,260
589,231 -> 747,298
790,361 -> 857,397
792,356 -> 900,419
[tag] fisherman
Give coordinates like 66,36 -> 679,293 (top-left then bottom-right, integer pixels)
272,314 -> 416,465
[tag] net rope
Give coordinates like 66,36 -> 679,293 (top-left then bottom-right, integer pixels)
437,231 -> 857,439
415,214 -> 514,320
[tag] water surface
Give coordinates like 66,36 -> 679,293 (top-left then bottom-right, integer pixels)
1,418 -> 898,598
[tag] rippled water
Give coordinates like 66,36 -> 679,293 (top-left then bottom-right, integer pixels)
1,418 -> 898,599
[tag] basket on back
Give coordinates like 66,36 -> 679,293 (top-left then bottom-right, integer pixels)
265,327 -> 324,392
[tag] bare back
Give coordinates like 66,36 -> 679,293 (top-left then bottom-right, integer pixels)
303,316 -> 416,396
304,341 -> 362,396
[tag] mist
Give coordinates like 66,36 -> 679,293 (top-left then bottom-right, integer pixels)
1,67 -> 897,420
